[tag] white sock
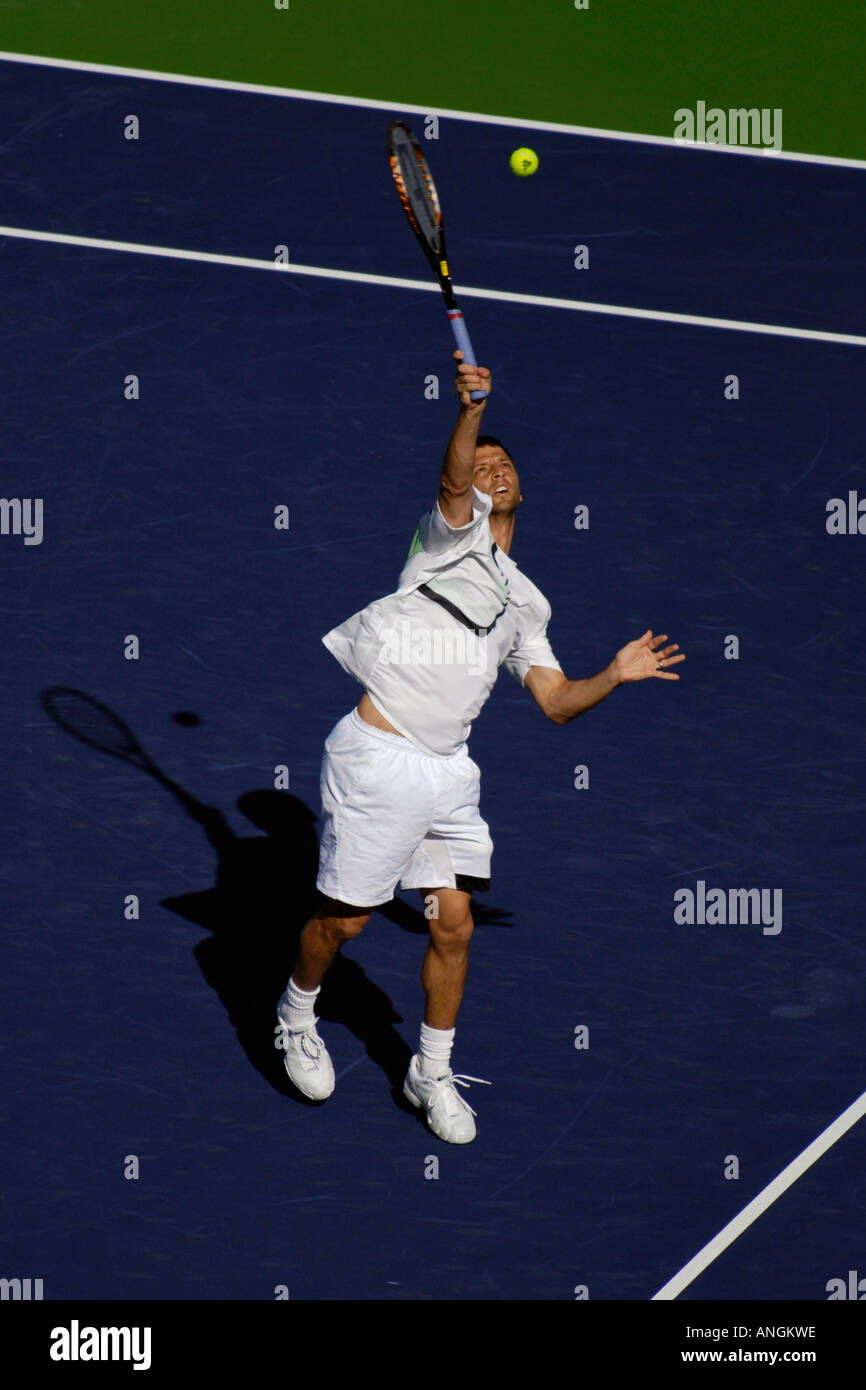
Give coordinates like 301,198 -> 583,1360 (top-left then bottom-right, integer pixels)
278,978 -> 320,1032
418,1022 -> 455,1079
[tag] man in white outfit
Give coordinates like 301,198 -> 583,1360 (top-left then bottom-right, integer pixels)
276,351 -> 684,1143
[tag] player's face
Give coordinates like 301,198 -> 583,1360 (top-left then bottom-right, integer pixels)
473,446 -> 523,514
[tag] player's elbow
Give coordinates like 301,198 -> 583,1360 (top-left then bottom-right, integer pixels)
544,699 -> 571,726
525,672 -> 571,725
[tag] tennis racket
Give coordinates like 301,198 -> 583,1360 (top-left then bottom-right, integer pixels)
386,120 -> 486,401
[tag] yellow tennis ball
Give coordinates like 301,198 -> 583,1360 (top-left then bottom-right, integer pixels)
510,147 -> 539,177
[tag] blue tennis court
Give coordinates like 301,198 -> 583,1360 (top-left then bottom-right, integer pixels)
2,55 -> 865,1304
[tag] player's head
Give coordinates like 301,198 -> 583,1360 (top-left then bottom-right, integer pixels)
473,436 -> 523,515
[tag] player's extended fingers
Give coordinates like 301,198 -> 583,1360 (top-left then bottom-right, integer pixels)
654,652 -> 685,676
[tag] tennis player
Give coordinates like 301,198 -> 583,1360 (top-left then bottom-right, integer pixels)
276,351 -> 684,1143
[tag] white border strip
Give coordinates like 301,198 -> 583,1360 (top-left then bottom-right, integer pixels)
2,49 -> 865,170
2,224 -> 865,347
651,1087 -> 866,1300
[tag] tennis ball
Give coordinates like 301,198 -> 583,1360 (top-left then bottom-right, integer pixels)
510,147 -> 539,176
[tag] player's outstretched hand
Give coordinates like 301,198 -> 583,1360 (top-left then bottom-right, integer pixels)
614,630 -> 685,683
453,349 -> 490,406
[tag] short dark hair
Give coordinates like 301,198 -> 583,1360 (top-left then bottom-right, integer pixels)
475,434 -> 513,461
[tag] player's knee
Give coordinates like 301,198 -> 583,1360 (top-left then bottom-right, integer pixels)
318,899 -> 371,941
430,908 -> 474,946
326,913 -> 370,943
422,889 -> 474,944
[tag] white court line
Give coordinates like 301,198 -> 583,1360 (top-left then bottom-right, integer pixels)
2,223 -> 865,348
651,1087 -> 866,1300
1,49 -> 865,170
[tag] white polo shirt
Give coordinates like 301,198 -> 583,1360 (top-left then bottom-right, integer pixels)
322,486 -> 563,756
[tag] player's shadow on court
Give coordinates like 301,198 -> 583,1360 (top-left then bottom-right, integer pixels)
41,686 -> 411,1103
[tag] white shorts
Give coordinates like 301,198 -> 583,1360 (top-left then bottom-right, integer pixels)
316,707 -> 493,907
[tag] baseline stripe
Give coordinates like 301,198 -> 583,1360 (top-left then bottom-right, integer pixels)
2,224 -> 865,347
1,50 -> 865,170
651,1087 -> 866,1300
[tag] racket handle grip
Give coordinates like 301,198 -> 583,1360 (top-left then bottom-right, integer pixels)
447,309 -> 487,401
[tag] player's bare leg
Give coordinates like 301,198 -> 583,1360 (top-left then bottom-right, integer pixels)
419,887 -> 474,1028
291,899 -> 371,991
404,885 -> 490,1143
276,898 -> 370,1100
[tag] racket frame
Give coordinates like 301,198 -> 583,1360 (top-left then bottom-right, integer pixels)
386,121 -> 486,400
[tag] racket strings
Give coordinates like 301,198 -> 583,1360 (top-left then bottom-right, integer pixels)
401,158 -> 440,243
388,125 -> 442,252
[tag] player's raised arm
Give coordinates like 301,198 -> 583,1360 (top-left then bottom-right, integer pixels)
438,350 -> 491,528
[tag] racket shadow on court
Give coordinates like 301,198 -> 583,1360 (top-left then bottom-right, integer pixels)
40,686 -> 412,1101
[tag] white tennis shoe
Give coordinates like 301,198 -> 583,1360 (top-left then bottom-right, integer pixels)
277,1015 -> 335,1100
403,1054 -> 491,1144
